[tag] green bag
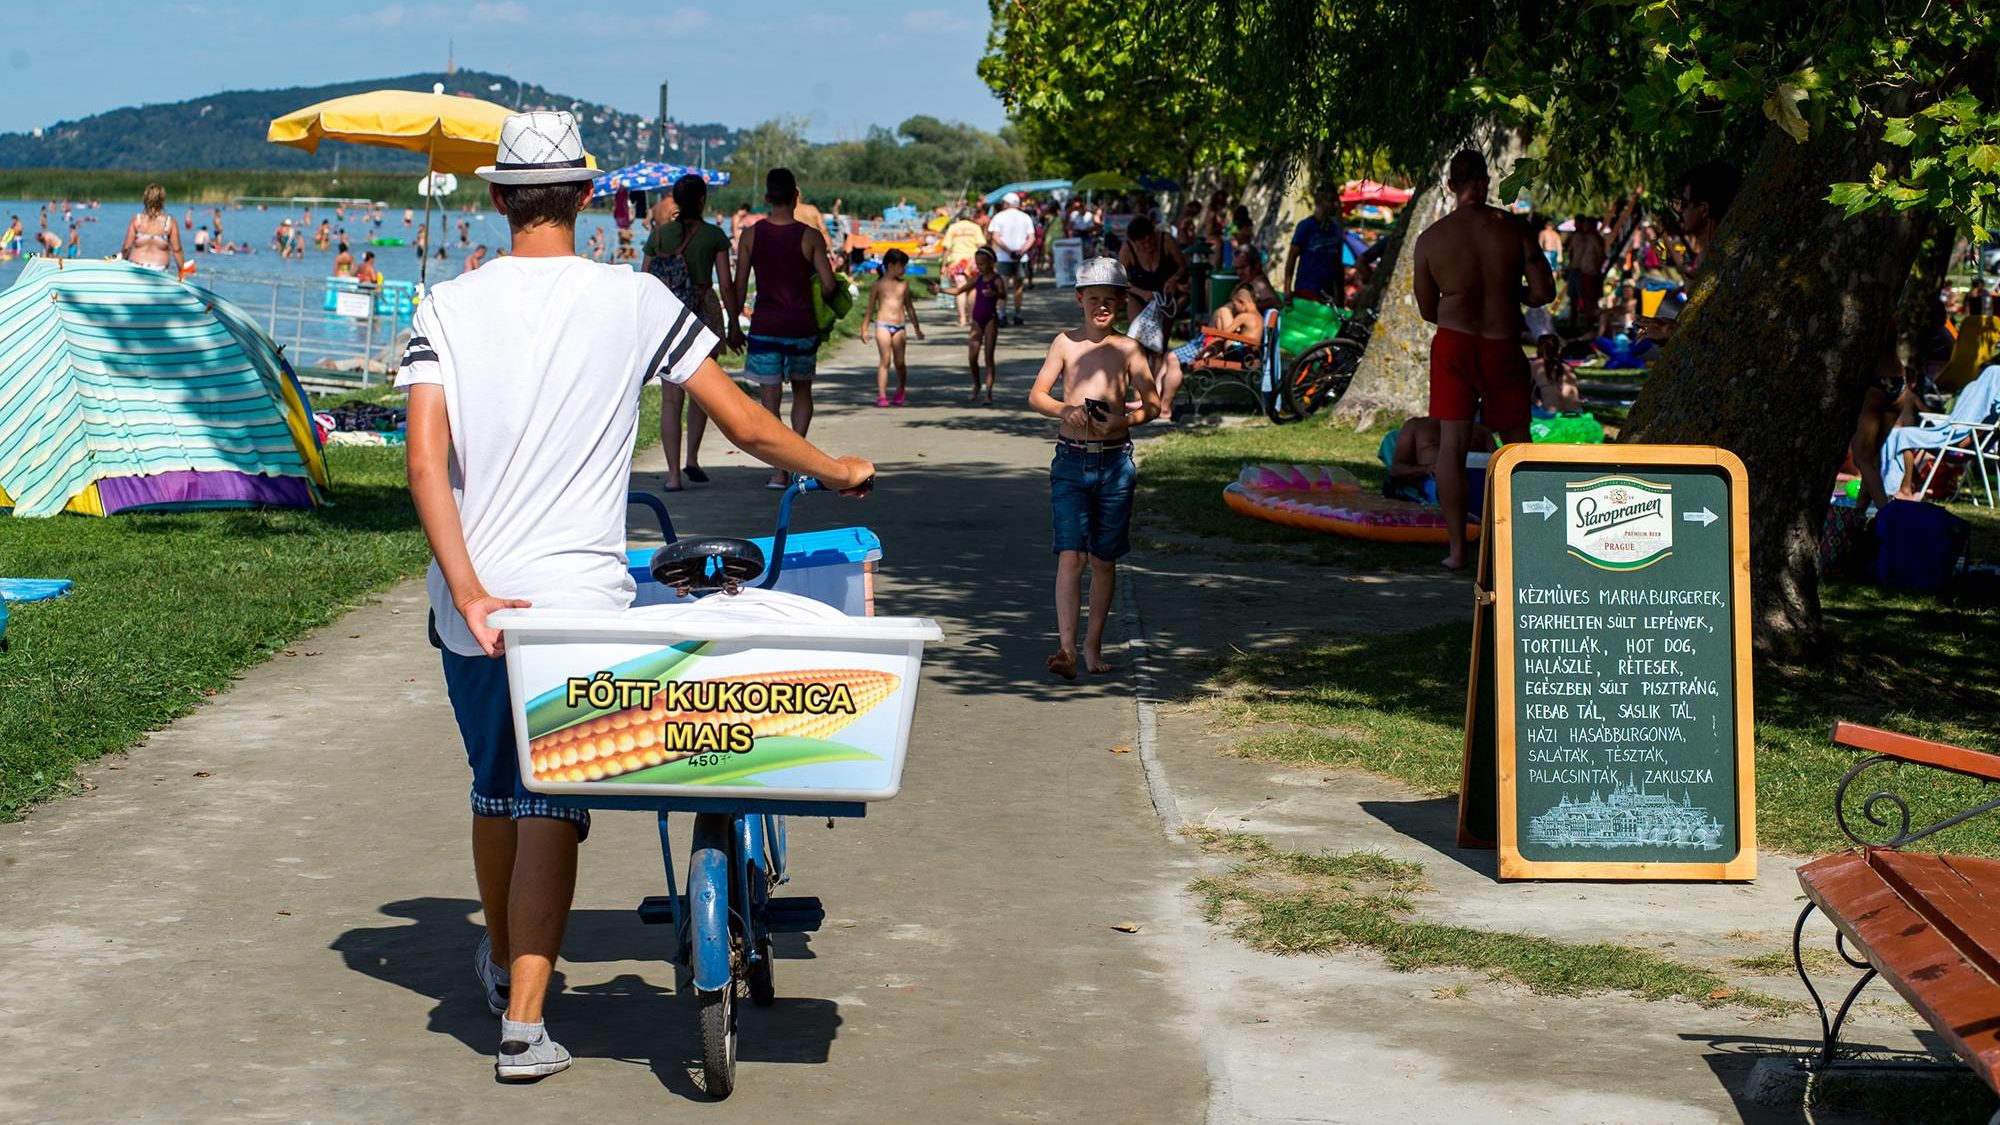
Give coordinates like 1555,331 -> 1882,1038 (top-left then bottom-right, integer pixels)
1277,298 -> 1346,355
1529,411 -> 1606,444
813,274 -> 857,344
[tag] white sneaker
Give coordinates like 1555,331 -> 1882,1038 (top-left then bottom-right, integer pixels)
474,933 -> 509,1018
496,1019 -> 571,1081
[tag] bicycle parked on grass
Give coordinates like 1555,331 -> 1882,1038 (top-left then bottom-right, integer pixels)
1176,295 -> 1375,424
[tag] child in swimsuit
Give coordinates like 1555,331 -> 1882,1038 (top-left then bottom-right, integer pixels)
942,247 -> 1003,404
862,248 -> 925,407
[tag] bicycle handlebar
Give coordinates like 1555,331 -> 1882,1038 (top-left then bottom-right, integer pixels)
758,476 -> 822,589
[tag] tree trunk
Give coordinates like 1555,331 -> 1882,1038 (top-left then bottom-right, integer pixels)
1621,121 -> 1923,657
1339,130 -> 1525,425
1336,179 -> 1448,423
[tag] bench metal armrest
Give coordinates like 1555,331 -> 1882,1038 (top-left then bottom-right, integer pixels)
1831,722 -> 2000,849
1201,327 -> 1262,347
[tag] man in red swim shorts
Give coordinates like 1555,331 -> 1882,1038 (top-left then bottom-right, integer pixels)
1412,149 -> 1556,570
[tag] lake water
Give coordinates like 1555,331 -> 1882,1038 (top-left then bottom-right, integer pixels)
2,198 -> 663,374
1,199 -> 654,285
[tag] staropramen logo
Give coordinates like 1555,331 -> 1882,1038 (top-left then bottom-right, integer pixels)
1565,475 -> 1674,570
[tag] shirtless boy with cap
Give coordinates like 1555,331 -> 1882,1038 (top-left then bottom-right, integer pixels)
1411,149 -> 1555,570
1026,257 -> 1162,677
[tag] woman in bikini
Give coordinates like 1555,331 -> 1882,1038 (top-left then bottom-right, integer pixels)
120,183 -> 183,274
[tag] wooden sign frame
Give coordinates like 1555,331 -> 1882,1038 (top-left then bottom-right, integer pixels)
1471,443 -> 1757,881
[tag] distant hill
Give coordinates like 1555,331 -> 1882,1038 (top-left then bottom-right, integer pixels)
0,69 -> 740,172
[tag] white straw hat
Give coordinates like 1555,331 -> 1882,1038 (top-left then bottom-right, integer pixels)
476,112 -> 597,185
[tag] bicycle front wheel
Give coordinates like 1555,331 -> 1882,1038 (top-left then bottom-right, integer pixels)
1284,338 -> 1364,419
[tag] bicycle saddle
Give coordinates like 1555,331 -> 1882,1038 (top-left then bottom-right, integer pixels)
649,537 -> 767,593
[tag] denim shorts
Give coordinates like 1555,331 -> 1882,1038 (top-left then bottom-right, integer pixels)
744,334 -> 819,385
440,645 -> 590,840
1050,442 -> 1136,560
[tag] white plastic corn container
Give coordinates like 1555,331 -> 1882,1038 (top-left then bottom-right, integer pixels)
495,590 -> 940,802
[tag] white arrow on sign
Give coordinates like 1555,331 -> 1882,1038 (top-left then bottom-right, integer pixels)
1683,507 -> 1718,527
1522,497 -> 1556,520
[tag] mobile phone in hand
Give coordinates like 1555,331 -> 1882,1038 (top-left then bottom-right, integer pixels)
1085,398 -> 1113,422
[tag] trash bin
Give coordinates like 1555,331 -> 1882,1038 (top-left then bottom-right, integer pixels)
1052,238 -> 1083,288
1208,272 -> 1238,315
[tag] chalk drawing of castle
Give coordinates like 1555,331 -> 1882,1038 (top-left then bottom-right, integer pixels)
1525,780 -> 1725,851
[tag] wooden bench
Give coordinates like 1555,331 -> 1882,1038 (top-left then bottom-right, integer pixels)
1793,721 -> 2000,1099
1177,310 -> 1279,417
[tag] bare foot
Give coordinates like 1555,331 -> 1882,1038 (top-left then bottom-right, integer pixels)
1046,649 -> 1078,680
1440,553 -> 1468,571
1084,651 -> 1115,674
984,392 -> 995,406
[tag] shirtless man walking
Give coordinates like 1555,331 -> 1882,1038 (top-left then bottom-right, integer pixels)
1412,149 -> 1555,570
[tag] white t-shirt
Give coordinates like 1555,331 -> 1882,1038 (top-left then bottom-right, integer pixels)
395,256 -> 718,657
988,208 -> 1036,261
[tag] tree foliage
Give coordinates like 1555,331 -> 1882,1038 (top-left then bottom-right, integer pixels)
724,115 -> 1036,196
981,0 -> 1489,182
1465,2 -> 1997,235
986,1 -> 1997,234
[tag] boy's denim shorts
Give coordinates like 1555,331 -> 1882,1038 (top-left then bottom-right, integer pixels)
440,644 -> 591,840
1050,441 -> 1136,561
744,334 -> 819,385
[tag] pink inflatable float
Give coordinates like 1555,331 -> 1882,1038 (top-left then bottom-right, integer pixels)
1221,463 -> 1478,545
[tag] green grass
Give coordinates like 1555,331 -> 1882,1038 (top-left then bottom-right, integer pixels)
1147,414 -> 2000,856
0,381 -> 674,819
1732,948 -> 1844,975
1186,827 -> 1793,1014
1138,419 -> 1424,571
1186,577 -> 2000,856
0,445 -> 426,817
0,276 -> 883,819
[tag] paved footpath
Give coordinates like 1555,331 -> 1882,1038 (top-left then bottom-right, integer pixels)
0,292 -> 1206,1122
0,286 -> 1923,1124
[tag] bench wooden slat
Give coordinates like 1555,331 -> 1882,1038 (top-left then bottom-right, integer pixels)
1872,853 -> 2000,984
1832,721 -> 2000,782
1800,852 -> 2000,1091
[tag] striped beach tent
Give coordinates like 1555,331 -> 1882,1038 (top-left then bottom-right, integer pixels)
0,258 -> 328,517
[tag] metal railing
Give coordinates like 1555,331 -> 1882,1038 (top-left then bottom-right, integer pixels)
196,268 -> 413,389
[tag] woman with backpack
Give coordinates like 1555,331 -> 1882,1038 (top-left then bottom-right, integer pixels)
641,174 -> 739,491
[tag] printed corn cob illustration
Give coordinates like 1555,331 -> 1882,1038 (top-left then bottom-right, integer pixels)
523,642 -> 705,740
530,668 -> 900,783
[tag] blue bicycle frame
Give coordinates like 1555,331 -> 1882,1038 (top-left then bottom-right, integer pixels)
563,477 -> 865,1008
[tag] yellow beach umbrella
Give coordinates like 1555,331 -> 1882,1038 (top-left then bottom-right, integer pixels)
268,86 -> 596,285
267,87 -> 521,174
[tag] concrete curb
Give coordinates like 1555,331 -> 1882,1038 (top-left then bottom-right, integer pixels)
1117,572 -> 1184,841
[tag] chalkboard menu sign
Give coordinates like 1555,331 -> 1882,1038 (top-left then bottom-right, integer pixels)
1458,444 -> 1756,881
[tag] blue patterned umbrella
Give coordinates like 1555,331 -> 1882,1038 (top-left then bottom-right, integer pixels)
590,161 -> 731,199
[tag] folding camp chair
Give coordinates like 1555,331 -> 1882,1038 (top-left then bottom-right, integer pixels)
1913,413 -> 2000,507
1883,364 -> 2000,505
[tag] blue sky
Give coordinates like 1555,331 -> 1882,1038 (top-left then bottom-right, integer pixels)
0,1 -> 1007,139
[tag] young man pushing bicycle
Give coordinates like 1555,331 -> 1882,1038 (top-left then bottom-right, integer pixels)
399,111 -> 872,1081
